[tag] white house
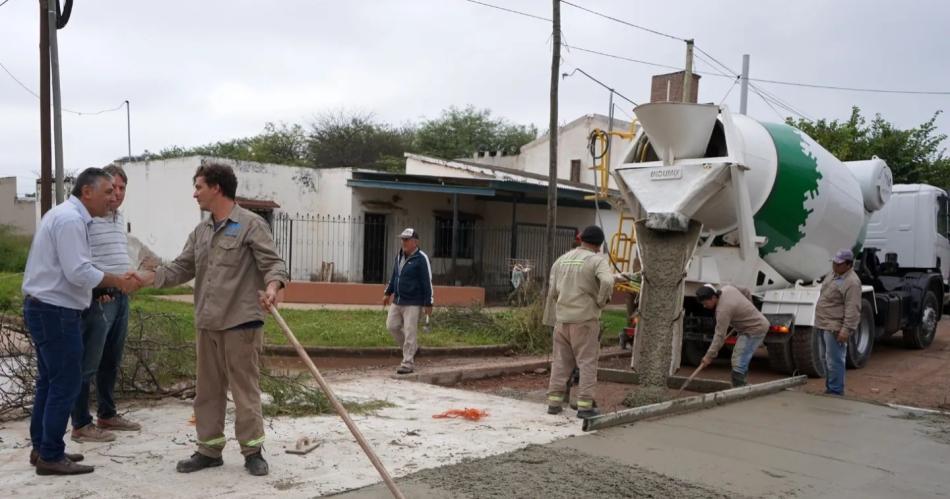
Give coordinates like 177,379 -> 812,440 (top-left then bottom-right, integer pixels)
0,177 -> 37,236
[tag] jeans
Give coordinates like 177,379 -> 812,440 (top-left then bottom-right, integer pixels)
23,297 -> 84,462
731,333 -> 766,375
72,294 -> 129,429
820,329 -> 847,395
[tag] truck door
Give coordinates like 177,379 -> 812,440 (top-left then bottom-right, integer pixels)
936,192 -> 950,287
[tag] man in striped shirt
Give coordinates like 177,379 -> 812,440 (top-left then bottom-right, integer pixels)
70,165 -> 141,443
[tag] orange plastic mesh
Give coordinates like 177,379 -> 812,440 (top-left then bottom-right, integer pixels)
432,408 -> 489,421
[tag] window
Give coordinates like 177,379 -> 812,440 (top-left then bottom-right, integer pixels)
570,159 -> 581,183
938,195 -> 949,239
434,216 -> 476,258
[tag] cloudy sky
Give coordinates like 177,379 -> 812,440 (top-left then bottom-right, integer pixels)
2,0 -> 948,194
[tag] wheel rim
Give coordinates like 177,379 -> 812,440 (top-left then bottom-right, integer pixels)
853,314 -> 872,357
922,304 -> 938,343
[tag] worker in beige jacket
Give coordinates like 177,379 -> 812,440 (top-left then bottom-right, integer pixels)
814,249 -> 862,395
543,225 -> 615,419
696,284 -> 770,387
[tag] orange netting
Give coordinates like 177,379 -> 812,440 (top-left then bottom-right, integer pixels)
432,408 -> 489,421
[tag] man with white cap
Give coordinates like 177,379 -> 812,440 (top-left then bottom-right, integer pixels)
815,249 -> 862,395
383,228 -> 433,374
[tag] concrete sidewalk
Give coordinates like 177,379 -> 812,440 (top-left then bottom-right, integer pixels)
337,390 -> 950,498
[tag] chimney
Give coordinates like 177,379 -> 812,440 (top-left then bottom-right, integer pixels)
650,71 -> 701,103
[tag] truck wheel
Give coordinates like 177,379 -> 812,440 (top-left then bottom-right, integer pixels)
681,340 -> 706,367
903,290 -> 939,349
846,298 -> 875,369
767,342 -> 795,374
792,326 -> 826,378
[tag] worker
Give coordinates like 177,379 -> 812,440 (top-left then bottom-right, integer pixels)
815,249 -> 862,396
22,167 -> 140,475
382,228 -> 434,375
696,284 -> 770,387
135,162 -> 288,476
543,225 -> 615,419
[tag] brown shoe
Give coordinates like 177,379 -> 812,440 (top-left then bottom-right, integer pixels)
30,449 -> 84,466
98,415 -> 141,431
35,457 -> 94,475
71,424 -> 116,443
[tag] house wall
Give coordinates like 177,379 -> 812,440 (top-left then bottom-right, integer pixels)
121,156 -> 353,266
0,177 -> 37,236
515,116 -> 627,190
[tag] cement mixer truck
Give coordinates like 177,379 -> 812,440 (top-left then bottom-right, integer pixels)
612,102 -> 943,377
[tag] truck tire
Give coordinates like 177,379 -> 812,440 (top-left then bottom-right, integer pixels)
767,342 -> 795,374
792,326 -> 826,378
846,298 -> 875,369
903,290 -> 939,349
681,340 -> 706,367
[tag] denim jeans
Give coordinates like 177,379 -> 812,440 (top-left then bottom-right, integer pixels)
730,333 -> 766,375
23,297 -> 84,462
72,293 -> 129,429
820,328 -> 847,395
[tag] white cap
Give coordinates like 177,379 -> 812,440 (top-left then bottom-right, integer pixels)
398,227 -> 419,239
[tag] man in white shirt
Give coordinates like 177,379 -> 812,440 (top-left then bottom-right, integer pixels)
22,168 -> 139,476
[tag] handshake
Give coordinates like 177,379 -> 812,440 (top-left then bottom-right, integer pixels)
108,270 -> 158,295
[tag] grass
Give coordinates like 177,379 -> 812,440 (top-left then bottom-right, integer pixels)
0,225 -> 29,273
0,272 -> 23,313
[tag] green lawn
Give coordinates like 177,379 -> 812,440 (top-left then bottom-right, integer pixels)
1,271 -> 631,349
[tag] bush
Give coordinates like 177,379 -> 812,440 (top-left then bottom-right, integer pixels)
0,225 -> 30,273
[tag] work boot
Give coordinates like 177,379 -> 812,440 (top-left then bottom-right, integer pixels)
576,408 -> 600,419
35,457 -> 94,476
244,452 -> 269,476
547,405 -> 563,415
176,452 -> 223,473
395,366 -> 414,375
731,370 -> 748,388
30,449 -> 83,466
71,424 -> 116,443
98,415 -> 141,431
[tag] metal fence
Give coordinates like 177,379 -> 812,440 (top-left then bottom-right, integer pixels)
272,212 -> 577,301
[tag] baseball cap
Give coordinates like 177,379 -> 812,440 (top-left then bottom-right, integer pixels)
832,249 -> 854,263
399,227 -> 419,240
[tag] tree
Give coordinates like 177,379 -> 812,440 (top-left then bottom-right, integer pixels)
414,106 -> 537,160
151,122 -> 308,166
305,111 -> 413,172
786,107 -> 950,188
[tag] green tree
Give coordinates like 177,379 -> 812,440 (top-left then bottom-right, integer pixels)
414,106 -> 537,159
787,107 -> 950,187
305,111 -> 414,172
151,122 -> 308,166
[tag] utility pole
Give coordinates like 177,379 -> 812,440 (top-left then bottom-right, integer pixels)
739,54 -> 750,114
682,39 -> 694,103
125,100 -> 132,162
39,0 -> 52,215
47,0 -> 64,204
544,0 -> 560,279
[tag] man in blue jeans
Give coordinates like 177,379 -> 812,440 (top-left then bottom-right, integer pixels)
815,249 -> 862,395
22,168 -> 139,475
71,165 -> 142,444
697,284 -> 770,387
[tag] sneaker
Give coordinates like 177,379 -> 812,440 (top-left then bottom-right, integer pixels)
244,452 -> 269,476
176,452 -> 223,473
71,424 -> 116,443
98,415 -> 141,431
35,457 -> 94,476
576,408 -> 600,419
395,366 -> 414,375
547,405 -> 563,415
30,449 -> 83,466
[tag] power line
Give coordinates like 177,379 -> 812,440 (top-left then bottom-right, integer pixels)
750,77 -> 950,96
750,86 -> 788,122
562,67 -> 637,106
750,82 -> 813,121
718,77 -> 741,106
563,44 -> 683,72
463,0 -> 549,22
0,0 -> 13,8
560,0 -> 684,42
1,58 -> 126,116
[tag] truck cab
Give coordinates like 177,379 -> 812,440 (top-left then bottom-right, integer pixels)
865,184 -> 950,303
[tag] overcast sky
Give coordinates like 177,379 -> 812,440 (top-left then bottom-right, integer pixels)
2,0 -> 948,194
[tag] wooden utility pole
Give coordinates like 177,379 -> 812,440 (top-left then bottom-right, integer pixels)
545,0 -> 560,278
682,39 -> 694,103
39,0 -> 52,215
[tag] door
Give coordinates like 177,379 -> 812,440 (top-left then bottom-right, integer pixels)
363,214 -> 387,283
935,192 -> 950,283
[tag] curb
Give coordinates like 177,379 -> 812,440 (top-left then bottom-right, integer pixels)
263,344 -> 516,358
399,350 -> 629,385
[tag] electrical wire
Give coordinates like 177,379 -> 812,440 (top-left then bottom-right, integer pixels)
463,0 -> 549,22
718,77 -> 741,105
560,0 -> 685,42
0,0 -> 14,8
1,59 -> 126,116
55,0 -> 73,29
